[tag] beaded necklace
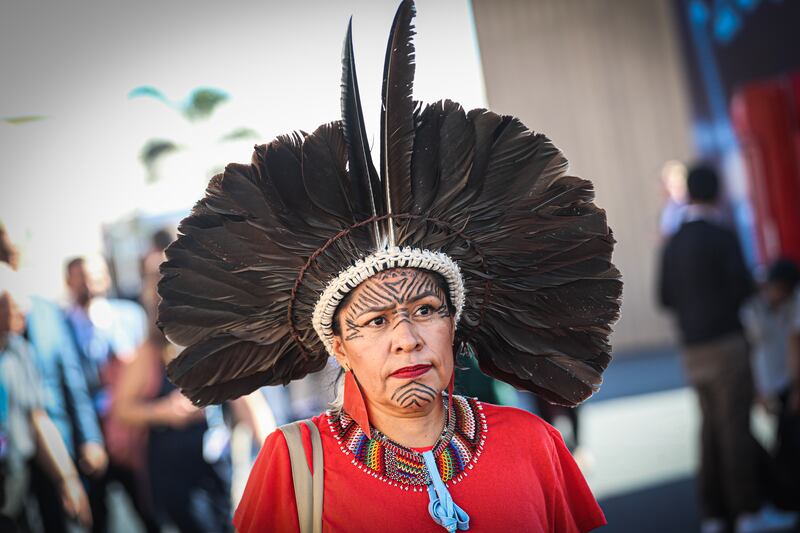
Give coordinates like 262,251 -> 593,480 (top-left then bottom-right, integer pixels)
327,395 -> 487,492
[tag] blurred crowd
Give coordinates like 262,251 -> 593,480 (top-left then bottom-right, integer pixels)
658,163 -> 800,533
1,161 -> 799,533
0,226 -> 340,533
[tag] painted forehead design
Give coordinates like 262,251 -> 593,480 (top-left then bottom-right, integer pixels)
348,269 -> 444,313
342,269 -> 450,342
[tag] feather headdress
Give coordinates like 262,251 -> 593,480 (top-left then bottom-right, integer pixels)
158,0 -> 622,407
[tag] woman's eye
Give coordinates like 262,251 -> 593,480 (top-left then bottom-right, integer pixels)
367,316 -> 386,327
416,304 -> 433,316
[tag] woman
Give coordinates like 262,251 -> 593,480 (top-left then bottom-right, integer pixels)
157,1 -> 622,531
234,267 -> 606,532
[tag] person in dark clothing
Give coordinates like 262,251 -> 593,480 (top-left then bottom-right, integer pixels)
659,165 -> 754,346
659,164 -> 795,533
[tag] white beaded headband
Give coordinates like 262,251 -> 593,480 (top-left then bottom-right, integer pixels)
312,246 -> 466,356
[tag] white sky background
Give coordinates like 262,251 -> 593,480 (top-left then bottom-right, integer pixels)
0,0 -> 486,299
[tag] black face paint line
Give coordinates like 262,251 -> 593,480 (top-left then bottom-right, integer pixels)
344,317 -> 364,341
390,380 -> 436,408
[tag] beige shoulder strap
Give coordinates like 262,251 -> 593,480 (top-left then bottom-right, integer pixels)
278,420 -> 324,533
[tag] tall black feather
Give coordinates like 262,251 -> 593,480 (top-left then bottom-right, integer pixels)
380,0 -> 417,245
341,19 -> 382,243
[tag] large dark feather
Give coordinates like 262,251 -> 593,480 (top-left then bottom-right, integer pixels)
430,101 -> 474,218
341,19 -> 382,243
409,102 -> 444,214
380,0 -> 416,245
302,121 -> 354,225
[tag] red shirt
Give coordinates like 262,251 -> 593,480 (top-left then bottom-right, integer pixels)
234,400 -> 605,532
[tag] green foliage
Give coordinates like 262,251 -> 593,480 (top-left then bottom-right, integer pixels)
220,127 -> 259,142
128,86 -> 169,104
2,115 -> 46,125
140,139 -> 180,183
184,88 -> 229,121
131,85 -> 252,183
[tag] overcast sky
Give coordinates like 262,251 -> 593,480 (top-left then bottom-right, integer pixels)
0,0 -> 486,298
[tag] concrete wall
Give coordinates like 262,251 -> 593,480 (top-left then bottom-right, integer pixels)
472,0 -> 695,349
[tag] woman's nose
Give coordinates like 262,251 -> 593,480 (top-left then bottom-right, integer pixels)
391,317 -> 423,353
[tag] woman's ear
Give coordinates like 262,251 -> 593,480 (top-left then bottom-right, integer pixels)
332,336 -> 350,371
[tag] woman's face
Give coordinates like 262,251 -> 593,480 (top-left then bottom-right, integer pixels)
332,268 -> 455,415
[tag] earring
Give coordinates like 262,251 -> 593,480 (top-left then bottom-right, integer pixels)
343,370 -> 372,438
447,371 -> 455,413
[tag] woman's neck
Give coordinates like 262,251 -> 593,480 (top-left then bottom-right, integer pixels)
366,396 -> 446,449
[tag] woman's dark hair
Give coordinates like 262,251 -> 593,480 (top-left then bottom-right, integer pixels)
330,268 -> 455,336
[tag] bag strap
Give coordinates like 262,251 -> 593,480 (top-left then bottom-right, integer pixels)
279,420 -> 324,533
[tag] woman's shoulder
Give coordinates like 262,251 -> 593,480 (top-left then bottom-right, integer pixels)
235,421 -> 303,533
474,399 -> 557,439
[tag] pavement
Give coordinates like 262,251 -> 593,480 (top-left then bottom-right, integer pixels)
583,346 -> 701,532
582,346 -> 796,533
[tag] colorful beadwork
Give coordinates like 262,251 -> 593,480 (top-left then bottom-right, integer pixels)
327,395 -> 488,491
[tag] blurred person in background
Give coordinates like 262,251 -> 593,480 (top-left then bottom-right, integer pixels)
112,231 -> 273,531
140,229 -> 173,340
742,259 -> 800,417
139,228 -> 294,437
742,258 -> 800,511
1,266 -> 92,532
0,224 -> 20,270
658,160 -> 688,239
113,330 -> 233,532
0,226 -> 107,532
62,256 -> 159,533
659,164 -> 794,533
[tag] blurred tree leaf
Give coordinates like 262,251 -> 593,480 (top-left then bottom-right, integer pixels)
141,139 -> 180,183
219,127 -> 259,142
131,85 -> 253,184
128,86 -> 171,106
2,115 -> 46,125
184,88 -> 229,121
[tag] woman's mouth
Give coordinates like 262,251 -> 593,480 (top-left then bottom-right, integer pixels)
390,364 -> 432,379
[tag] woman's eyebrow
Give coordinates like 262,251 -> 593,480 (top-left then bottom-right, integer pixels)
353,291 -> 439,319
355,303 -> 395,317
405,291 -> 438,304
